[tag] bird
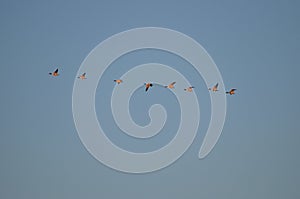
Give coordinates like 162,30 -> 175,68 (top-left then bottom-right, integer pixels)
165,82 -> 176,89
184,86 -> 194,92
145,83 -> 153,92
114,79 -> 123,84
209,83 -> 218,92
226,88 -> 237,95
49,68 -> 59,76
77,73 -> 87,80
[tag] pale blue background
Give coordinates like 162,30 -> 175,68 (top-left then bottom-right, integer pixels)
0,0 -> 299,198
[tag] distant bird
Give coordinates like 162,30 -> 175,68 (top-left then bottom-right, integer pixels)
77,73 -> 87,80
114,79 -> 123,84
184,86 -> 194,92
226,88 -> 237,95
165,82 -> 176,89
49,68 -> 59,76
209,83 -> 218,92
145,83 -> 153,92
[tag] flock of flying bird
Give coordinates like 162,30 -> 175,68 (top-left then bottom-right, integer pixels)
49,68 -> 237,95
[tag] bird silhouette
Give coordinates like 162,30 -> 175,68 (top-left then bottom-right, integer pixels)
184,86 -> 194,92
77,73 -> 87,80
145,83 -> 153,92
209,83 -> 218,92
49,68 -> 59,76
165,82 -> 176,89
114,79 -> 123,84
226,88 -> 237,95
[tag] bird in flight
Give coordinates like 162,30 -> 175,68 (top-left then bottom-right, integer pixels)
184,86 -> 194,92
165,82 -> 176,89
77,73 -> 87,80
114,79 -> 123,84
49,68 -> 59,76
226,88 -> 237,95
209,83 -> 219,92
145,83 -> 153,92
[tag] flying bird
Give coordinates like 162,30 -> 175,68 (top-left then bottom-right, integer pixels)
145,83 -> 153,92
114,79 -> 123,84
49,68 -> 59,76
77,73 -> 87,80
184,86 -> 194,92
209,83 -> 218,92
165,82 -> 176,89
226,88 -> 237,95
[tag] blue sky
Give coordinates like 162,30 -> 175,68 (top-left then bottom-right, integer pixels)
0,0 -> 299,198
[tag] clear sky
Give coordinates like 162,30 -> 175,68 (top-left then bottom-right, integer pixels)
0,0 -> 299,198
